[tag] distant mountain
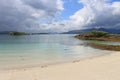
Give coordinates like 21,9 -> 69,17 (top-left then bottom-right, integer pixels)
95,28 -> 120,34
62,28 -> 120,34
62,29 -> 92,34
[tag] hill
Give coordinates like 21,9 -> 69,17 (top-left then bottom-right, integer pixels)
75,30 -> 120,42
62,28 -> 120,34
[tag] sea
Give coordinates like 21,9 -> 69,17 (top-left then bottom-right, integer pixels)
0,34 -> 118,70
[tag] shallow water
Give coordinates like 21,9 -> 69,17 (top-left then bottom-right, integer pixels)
0,34 -> 114,70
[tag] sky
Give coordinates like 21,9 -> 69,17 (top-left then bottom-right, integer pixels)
0,0 -> 120,33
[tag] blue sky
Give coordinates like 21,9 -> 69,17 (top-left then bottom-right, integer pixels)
60,0 -> 83,20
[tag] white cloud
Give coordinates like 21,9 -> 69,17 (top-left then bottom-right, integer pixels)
69,0 -> 120,30
0,0 -> 120,33
42,0 -> 120,33
0,0 -> 64,32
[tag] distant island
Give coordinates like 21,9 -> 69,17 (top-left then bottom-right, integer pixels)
9,32 -> 28,36
75,30 -> 120,51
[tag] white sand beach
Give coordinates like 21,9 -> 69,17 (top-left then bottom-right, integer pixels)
0,52 -> 120,80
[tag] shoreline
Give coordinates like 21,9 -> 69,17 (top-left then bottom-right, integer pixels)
0,50 -> 114,71
0,51 -> 120,80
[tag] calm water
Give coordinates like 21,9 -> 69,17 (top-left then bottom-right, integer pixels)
0,34 -> 115,70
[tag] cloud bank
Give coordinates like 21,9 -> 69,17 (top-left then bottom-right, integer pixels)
39,0 -> 120,32
0,0 -> 120,33
0,0 -> 63,32
70,0 -> 120,30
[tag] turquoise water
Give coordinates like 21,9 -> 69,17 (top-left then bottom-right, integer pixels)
0,34 -> 114,70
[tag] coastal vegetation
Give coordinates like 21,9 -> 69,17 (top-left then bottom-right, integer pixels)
75,30 -> 120,42
9,32 -> 28,36
75,30 -> 120,51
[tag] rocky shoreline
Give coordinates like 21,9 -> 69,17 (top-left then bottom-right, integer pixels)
75,30 -> 120,51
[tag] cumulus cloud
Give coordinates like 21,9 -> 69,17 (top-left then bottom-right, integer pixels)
41,0 -> 120,33
40,20 -> 70,33
22,0 -> 64,16
70,0 -> 120,30
0,0 -> 120,33
0,0 -> 63,32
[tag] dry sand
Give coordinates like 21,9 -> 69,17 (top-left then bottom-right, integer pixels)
0,52 -> 120,80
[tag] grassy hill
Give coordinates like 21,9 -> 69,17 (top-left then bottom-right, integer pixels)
75,30 -> 120,42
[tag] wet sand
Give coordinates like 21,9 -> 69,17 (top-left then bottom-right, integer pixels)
0,52 -> 120,80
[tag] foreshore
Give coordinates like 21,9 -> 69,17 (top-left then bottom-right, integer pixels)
0,51 -> 120,80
